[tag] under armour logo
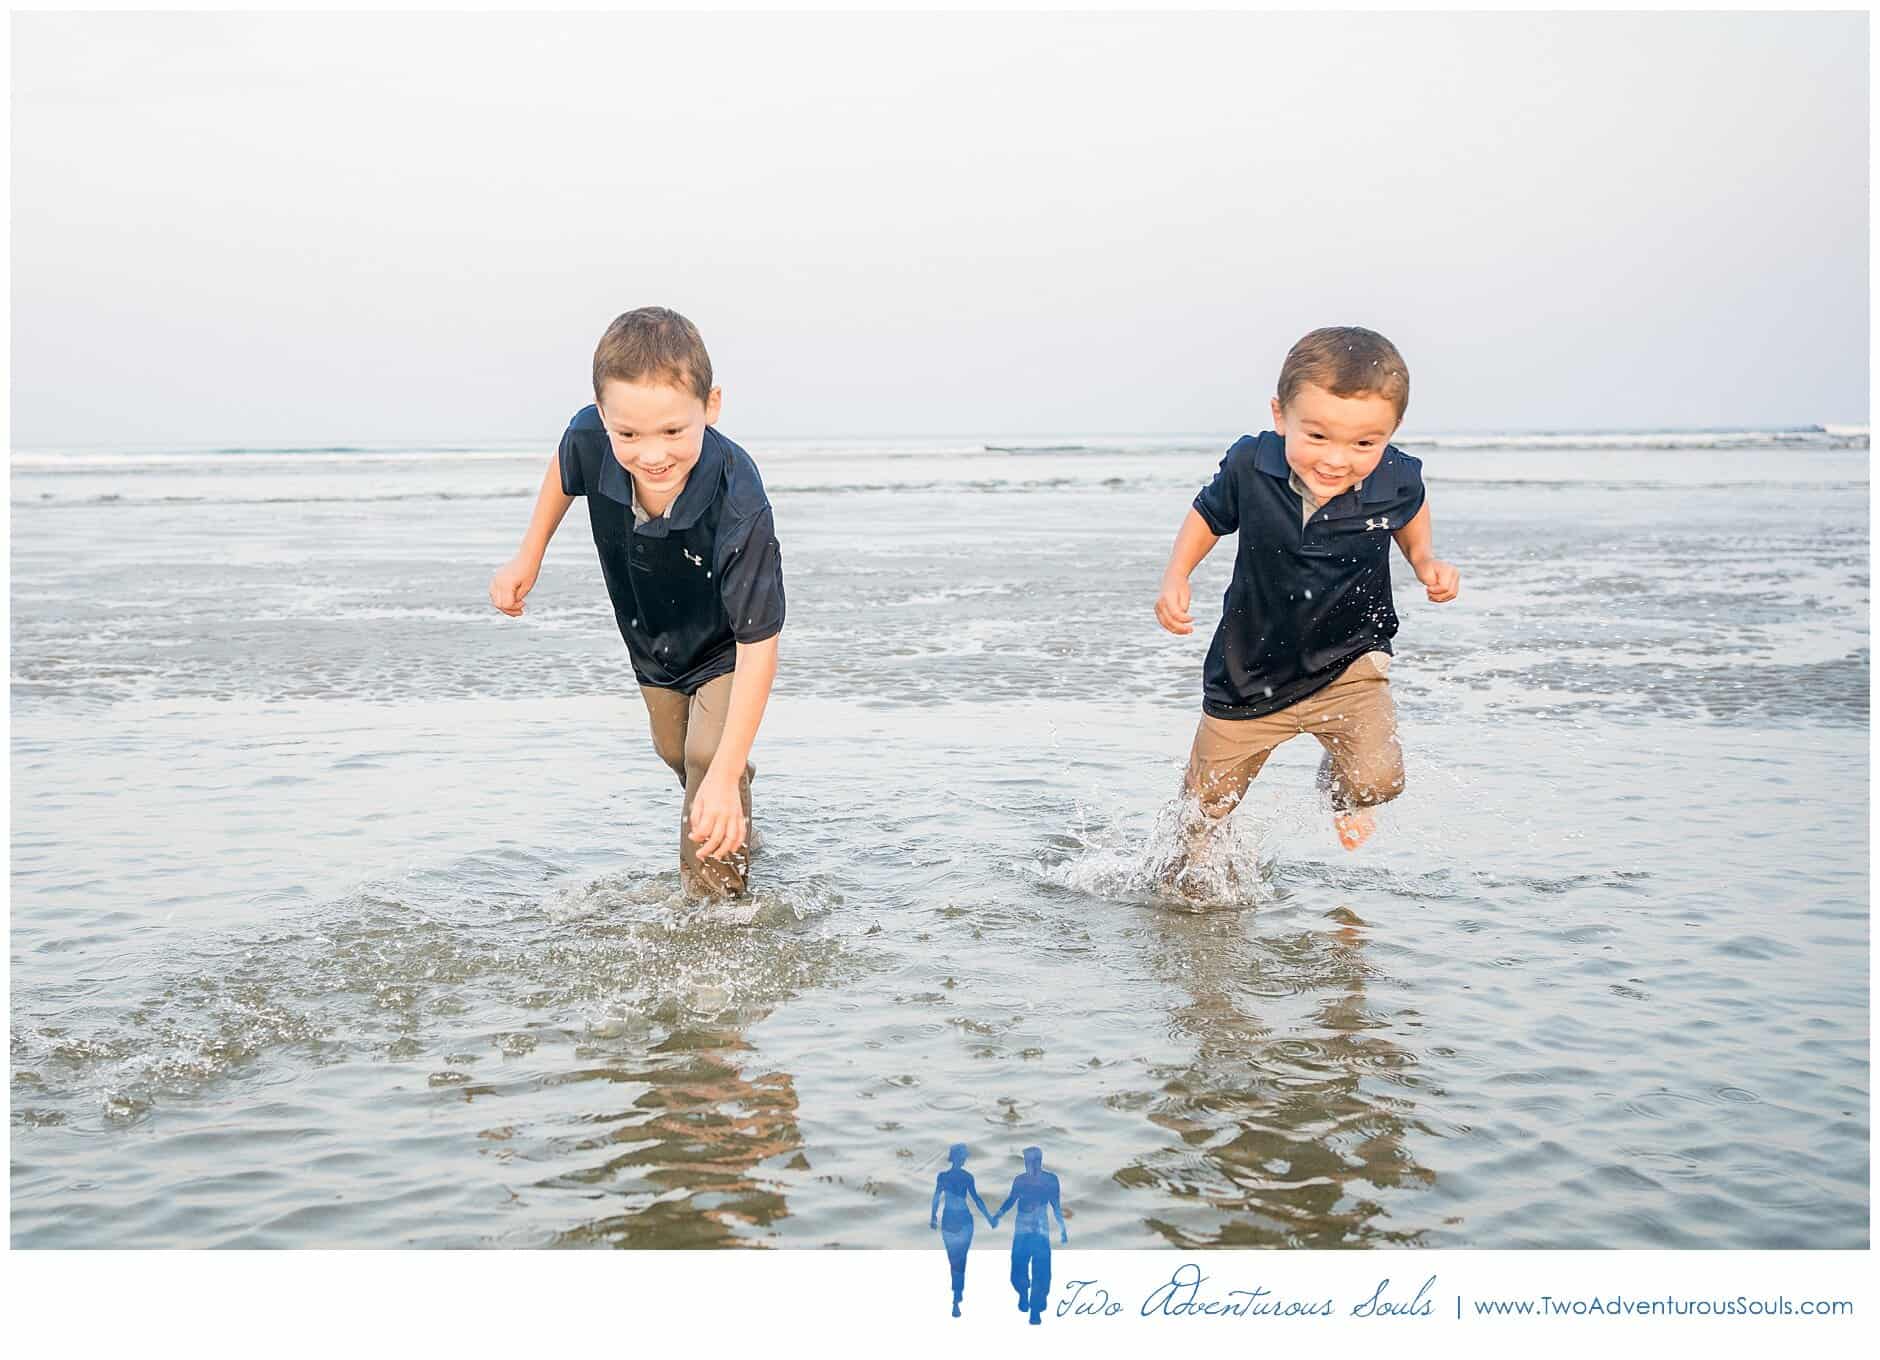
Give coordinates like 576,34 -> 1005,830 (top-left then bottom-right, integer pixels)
682,548 -> 703,566
1365,517 -> 1391,531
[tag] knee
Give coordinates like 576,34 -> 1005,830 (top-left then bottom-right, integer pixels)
645,717 -> 685,777
682,728 -> 719,786
649,736 -> 685,777
1184,766 -> 1246,821
1351,760 -> 1405,807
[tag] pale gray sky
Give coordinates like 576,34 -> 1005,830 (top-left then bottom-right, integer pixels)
10,10 -> 1869,444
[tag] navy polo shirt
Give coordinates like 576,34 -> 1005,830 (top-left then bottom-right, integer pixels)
1191,430 -> 1425,720
558,408 -> 785,693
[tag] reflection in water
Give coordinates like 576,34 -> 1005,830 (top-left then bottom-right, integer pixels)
551,1012 -> 805,1248
1122,900 -> 1438,1247
9,860 -> 848,1247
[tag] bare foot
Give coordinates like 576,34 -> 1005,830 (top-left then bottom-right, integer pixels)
1334,808 -> 1375,851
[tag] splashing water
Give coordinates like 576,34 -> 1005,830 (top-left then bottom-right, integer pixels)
1029,791 -> 1274,910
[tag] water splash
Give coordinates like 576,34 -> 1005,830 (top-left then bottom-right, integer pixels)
1027,793 -> 1274,910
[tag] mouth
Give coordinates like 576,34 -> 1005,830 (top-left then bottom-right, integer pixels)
638,462 -> 676,479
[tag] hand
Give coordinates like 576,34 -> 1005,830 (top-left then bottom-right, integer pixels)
489,556 -> 540,617
1415,558 -> 1460,603
1155,573 -> 1194,635
689,768 -> 747,861
989,1213 -> 1000,1228
1060,1228 -> 1069,1244
930,1218 -> 938,1231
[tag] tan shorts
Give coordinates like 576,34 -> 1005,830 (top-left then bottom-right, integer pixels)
640,673 -> 754,897
1183,651 -> 1405,821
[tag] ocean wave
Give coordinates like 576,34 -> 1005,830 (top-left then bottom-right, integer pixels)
10,426 -> 1867,478
13,477 -> 1102,509
1397,426 -> 1868,451
14,490 -> 536,509
7,447 -> 545,471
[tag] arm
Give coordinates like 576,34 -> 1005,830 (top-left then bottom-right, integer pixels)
1049,1176 -> 1068,1242
490,454 -> 577,616
930,1178 -> 943,1229
1155,507 -> 1222,635
1389,502 -> 1459,603
689,633 -> 780,860
992,1183 -> 1019,1225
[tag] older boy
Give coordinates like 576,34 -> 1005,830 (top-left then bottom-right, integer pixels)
1155,326 -> 1458,865
490,307 -> 784,896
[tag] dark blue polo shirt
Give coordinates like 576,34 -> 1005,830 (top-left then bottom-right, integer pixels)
1191,430 -> 1425,720
558,408 -> 785,693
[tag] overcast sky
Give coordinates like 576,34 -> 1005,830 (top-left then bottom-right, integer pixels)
10,10 -> 1869,445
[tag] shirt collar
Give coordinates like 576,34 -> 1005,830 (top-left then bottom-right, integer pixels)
1256,431 -> 1357,519
594,425 -> 729,534
1255,430 -> 1405,509
1358,446 -> 1407,505
1251,430 -> 1290,479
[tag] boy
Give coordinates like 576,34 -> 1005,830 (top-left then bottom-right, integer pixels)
489,307 -> 784,897
1154,326 -> 1458,868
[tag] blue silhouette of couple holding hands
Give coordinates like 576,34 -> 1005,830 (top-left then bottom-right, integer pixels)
930,1144 -> 1068,1323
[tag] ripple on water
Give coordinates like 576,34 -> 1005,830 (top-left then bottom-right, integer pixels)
12,856 -> 863,1141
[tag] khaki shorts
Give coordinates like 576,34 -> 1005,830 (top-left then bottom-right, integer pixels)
640,673 -> 754,897
1183,651 -> 1405,822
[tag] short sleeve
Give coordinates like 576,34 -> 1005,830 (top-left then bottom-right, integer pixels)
1192,440 -> 1246,536
557,426 -> 587,498
716,507 -> 785,643
1389,449 -> 1426,525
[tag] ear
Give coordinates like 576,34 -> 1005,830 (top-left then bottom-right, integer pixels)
703,386 -> 723,426
1269,394 -> 1285,435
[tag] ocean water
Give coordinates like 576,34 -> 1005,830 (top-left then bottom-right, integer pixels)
8,427 -> 1870,1248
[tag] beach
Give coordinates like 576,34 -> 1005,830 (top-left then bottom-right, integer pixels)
8,428 -> 1870,1247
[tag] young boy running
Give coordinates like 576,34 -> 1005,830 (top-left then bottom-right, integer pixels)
490,307 -> 784,896
1155,326 -> 1458,868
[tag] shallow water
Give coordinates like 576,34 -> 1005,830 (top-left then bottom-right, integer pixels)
9,430 -> 1870,1247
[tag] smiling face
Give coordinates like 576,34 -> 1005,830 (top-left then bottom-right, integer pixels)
595,376 -> 723,508
1271,382 -> 1399,502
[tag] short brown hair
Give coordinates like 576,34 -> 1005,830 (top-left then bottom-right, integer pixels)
1276,326 -> 1410,423
592,306 -> 714,402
